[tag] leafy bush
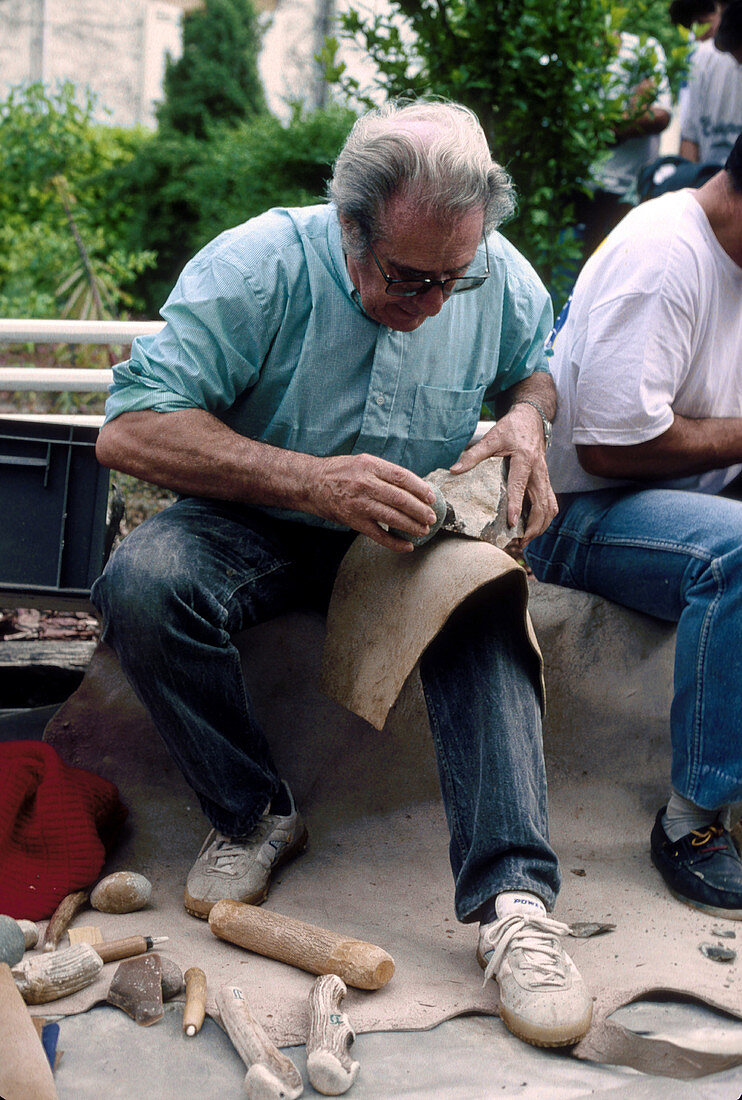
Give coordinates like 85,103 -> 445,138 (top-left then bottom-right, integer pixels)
110,105 -> 357,312
0,83 -> 154,319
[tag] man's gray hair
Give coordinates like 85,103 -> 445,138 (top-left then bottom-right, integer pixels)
328,99 -> 516,257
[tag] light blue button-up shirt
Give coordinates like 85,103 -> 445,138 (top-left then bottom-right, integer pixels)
106,204 -> 552,524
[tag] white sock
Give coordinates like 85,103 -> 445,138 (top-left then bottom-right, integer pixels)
495,891 -> 547,920
479,891 -> 547,929
662,790 -> 718,842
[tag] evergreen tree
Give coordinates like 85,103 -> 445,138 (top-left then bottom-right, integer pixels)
157,0 -> 267,138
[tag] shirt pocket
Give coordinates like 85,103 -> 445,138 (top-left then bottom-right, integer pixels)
401,383 -> 486,475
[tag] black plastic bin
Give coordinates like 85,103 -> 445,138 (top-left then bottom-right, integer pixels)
0,417 -> 109,604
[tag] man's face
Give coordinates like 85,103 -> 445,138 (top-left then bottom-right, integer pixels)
343,196 -> 485,333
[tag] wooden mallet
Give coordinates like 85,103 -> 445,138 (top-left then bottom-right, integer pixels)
208,900 -> 394,990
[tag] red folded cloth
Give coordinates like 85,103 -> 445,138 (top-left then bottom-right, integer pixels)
0,741 -> 128,920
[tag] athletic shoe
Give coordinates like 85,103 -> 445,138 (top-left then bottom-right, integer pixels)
650,806 -> 742,919
477,913 -> 593,1047
184,784 -> 308,918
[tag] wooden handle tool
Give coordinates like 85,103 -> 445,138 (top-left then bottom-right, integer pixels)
183,966 -> 207,1036
208,900 -> 394,990
216,983 -> 303,1100
94,935 -> 169,963
307,974 -> 360,1096
0,963 -> 59,1099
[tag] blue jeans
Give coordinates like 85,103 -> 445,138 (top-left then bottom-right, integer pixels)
526,488 -> 742,811
92,497 -> 560,921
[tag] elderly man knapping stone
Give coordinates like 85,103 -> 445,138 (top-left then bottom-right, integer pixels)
92,100 -> 592,1048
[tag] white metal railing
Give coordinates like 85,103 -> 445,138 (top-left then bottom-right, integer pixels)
0,319 -> 163,422
0,367 -> 113,391
0,319 -> 163,345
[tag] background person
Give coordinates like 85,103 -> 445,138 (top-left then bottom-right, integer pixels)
680,0 -> 742,163
577,30 -> 672,262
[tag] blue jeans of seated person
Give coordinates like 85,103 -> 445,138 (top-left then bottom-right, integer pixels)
525,488 -> 742,812
92,496 -> 560,921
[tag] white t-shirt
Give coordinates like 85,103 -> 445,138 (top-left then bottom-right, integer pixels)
593,32 -> 673,199
681,40 -> 742,164
547,189 -> 742,495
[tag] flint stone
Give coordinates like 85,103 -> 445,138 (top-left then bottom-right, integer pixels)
426,457 -> 524,548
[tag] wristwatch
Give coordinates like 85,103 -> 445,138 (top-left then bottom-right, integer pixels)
511,398 -> 552,448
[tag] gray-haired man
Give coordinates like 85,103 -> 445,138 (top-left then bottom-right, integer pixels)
93,100 -> 592,1047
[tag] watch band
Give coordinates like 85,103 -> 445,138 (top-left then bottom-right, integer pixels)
511,398 -> 552,447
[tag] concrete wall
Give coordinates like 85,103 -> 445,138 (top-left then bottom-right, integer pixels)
0,0 -> 183,127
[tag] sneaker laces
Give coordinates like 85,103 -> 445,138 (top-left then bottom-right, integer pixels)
201,833 -> 260,876
481,914 -> 573,988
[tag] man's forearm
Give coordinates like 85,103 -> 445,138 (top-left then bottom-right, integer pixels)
506,372 -> 557,423
615,106 -> 671,141
680,138 -> 699,163
95,407 -> 440,549
96,408 -> 322,511
577,413 -> 742,480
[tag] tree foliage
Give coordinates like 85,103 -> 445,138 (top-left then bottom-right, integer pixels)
157,0 -> 267,138
325,0 -> 690,301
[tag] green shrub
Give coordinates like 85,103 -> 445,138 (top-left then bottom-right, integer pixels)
0,83 -> 155,318
111,105 -> 357,313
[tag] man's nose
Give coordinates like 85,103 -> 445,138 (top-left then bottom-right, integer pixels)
415,285 -> 447,315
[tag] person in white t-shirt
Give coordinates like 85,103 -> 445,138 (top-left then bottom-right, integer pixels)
526,135 -> 742,921
681,2 -> 742,163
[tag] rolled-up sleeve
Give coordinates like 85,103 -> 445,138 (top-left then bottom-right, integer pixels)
104,255 -> 271,423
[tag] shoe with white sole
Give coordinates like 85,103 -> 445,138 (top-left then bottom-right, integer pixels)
184,784 -> 308,918
478,912 -> 593,1047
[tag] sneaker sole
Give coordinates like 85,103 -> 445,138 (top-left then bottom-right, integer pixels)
183,825 -> 309,920
499,1001 -> 593,1049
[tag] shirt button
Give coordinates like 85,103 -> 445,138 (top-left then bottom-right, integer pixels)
376,394 -> 386,407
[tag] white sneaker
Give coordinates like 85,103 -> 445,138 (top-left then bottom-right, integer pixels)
478,913 -> 593,1047
184,786 -> 308,918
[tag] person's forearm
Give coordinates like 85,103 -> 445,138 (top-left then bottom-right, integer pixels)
615,105 -> 670,140
577,414 -> 742,480
96,408 -> 323,511
506,372 -> 557,423
96,407 -> 440,549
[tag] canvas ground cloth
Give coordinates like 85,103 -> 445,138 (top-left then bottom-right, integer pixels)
39,539 -> 742,1080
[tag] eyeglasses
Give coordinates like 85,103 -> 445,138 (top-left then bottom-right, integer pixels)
368,236 -> 490,298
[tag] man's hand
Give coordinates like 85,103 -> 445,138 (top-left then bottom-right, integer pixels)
449,403 -> 557,545
312,454 -> 439,552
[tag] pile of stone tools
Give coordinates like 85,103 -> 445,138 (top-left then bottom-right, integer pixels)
0,868 -> 183,1098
